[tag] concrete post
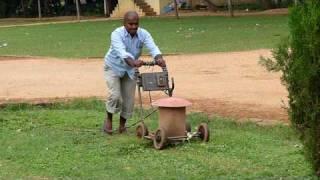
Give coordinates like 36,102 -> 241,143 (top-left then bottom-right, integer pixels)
75,0 -> 80,21
37,0 -> 42,19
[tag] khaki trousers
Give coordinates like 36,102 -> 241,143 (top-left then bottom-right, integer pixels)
104,66 -> 136,120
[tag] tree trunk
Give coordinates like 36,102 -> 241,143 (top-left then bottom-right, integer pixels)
104,0 -> 110,17
37,0 -> 41,19
173,0 -> 179,19
104,0 -> 107,16
227,0 -> 234,17
75,0 -> 80,21
21,0 -> 26,17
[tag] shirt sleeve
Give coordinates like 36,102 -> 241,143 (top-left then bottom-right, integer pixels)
111,30 -> 135,60
143,30 -> 162,58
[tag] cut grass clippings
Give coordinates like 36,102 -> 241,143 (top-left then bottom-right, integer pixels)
0,98 -> 314,178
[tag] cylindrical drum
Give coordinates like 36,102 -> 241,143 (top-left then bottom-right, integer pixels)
152,97 -> 192,137
158,107 -> 186,137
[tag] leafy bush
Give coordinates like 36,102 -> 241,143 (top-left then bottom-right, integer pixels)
260,0 -> 320,176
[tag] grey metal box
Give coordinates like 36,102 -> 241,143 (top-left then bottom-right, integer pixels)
141,72 -> 169,91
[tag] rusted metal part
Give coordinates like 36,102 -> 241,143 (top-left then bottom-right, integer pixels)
136,62 -> 174,97
141,72 -> 169,91
134,62 -> 210,149
158,107 -> 187,137
152,97 -> 192,107
151,97 -> 192,137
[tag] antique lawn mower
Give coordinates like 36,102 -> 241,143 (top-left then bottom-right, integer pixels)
134,61 -> 210,150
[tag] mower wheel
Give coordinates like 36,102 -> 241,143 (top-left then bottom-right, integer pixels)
186,121 -> 191,132
153,128 -> 167,150
197,123 -> 210,142
136,122 -> 148,139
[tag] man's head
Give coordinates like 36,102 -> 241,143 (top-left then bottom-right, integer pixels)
123,11 -> 139,36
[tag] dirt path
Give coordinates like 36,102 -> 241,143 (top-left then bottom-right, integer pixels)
0,49 -> 288,122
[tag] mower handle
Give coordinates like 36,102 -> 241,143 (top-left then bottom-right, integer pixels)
135,60 -> 174,97
142,61 -> 167,72
142,61 -> 156,66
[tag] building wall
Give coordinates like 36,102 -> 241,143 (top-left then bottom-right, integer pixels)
111,0 -> 259,18
111,0 -> 173,16
111,0 -> 145,18
144,0 -> 172,15
144,0 -> 160,15
191,0 -> 256,7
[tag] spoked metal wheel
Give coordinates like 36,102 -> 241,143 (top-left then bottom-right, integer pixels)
197,123 -> 210,142
153,128 -> 167,150
136,122 -> 149,139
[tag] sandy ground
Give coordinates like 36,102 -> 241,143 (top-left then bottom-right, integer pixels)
0,49 -> 288,123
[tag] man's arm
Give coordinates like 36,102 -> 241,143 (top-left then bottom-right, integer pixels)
124,58 -> 144,67
111,30 -> 143,67
154,54 -> 166,67
143,30 -> 166,67
111,31 -> 134,67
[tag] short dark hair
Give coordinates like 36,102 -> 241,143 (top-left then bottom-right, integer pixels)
124,11 -> 139,23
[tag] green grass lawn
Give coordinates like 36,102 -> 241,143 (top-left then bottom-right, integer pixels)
0,99 -> 314,178
0,15 -> 288,58
1,15 -> 309,178
0,18 -> 66,27
0,17 -> 101,27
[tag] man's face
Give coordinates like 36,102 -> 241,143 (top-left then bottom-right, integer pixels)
124,16 -> 139,36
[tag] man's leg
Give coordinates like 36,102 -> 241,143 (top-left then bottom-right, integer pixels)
103,66 -> 122,134
119,73 -> 137,133
103,112 -> 113,134
119,116 -> 127,133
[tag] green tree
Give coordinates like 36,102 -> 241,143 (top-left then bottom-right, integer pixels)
260,0 -> 320,176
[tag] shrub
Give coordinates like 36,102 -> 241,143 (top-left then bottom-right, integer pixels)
260,0 -> 320,176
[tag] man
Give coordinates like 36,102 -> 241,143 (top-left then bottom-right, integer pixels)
103,11 -> 166,135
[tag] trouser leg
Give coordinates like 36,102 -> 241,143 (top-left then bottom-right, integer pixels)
119,73 -> 137,120
103,66 -> 122,134
104,66 -> 122,114
118,74 -> 136,133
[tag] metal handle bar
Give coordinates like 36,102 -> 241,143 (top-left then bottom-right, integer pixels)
142,61 -> 156,66
142,61 -> 167,72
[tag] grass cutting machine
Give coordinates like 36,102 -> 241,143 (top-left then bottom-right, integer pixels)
134,61 -> 210,150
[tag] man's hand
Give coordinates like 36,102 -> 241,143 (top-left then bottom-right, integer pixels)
156,59 -> 166,67
133,60 -> 144,68
124,58 -> 144,68
155,55 -> 166,67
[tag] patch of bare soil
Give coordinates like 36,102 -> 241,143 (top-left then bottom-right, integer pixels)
0,49 -> 288,124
